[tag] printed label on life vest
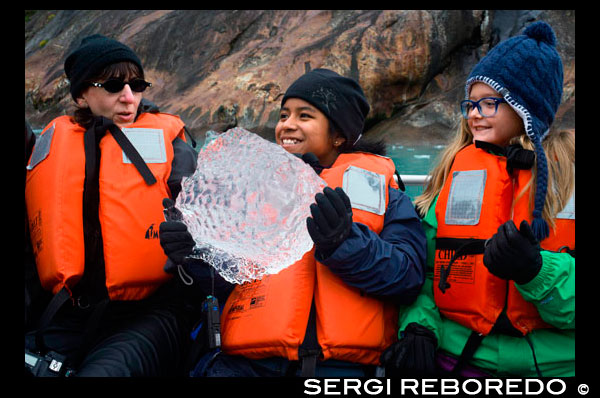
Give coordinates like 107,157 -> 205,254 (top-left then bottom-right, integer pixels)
556,191 -> 575,220
29,210 -> 43,256
120,128 -> 167,164
342,166 -> 386,215
434,249 -> 477,284
445,169 -> 486,225
226,277 -> 269,320
27,124 -> 54,170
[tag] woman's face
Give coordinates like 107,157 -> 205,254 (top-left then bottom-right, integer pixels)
467,83 -> 524,146
275,98 -> 345,167
76,73 -> 143,127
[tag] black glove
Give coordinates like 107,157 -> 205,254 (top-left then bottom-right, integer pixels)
483,220 -> 542,285
159,198 -> 195,265
293,152 -> 324,175
159,221 -> 196,266
380,323 -> 437,377
306,186 -> 353,257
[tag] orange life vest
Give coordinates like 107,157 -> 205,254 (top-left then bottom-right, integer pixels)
25,113 -> 187,301
220,152 -> 400,365
433,144 -> 575,336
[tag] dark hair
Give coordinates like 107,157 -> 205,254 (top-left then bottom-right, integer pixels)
328,120 -> 386,156
344,138 -> 387,156
73,61 -> 144,128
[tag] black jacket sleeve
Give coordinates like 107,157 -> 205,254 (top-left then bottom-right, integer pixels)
168,137 -> 197,199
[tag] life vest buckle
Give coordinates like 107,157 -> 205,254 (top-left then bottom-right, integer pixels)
438,267 -> 451,293
76,295 -> 91,310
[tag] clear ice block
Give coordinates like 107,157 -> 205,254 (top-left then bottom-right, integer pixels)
175,127 -> 326,284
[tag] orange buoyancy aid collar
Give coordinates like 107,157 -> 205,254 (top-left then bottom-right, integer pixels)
433,144 -> 575,336
220,152 -> 400,365
25,113 -> 186,300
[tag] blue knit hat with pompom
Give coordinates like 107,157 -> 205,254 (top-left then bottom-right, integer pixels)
465,21 -> 564,241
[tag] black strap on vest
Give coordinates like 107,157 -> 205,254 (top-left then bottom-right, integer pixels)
450,331 -> 485,376
394,170 -> 406,192
558,245 -> 575,258
85,117 -> 157,188
450,326 -> 543,377
291,298 -> 322,377
105,118 -> 157,185
436,238 -> 487,293
474,140 -> 535,173
34,287 -> 71,352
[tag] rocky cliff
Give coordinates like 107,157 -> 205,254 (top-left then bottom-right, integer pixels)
25,10 -> 574,144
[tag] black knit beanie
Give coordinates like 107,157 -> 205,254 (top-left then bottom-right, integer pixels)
281,68 -> 370,145
64,34 -> 143,100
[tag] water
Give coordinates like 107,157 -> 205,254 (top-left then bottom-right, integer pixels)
387,144 -> 445,200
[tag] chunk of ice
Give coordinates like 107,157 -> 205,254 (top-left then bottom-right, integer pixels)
175,127 -> 326,284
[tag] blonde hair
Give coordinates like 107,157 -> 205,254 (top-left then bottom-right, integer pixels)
414,120 -> 575,229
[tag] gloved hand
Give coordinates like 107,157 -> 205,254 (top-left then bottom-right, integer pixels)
159,221 -> 195,266
293,152 -> 324,175
306,186 -> 353,257
483,220 -> 542,285
159,198 -> 195,265
380,323 -> 438,377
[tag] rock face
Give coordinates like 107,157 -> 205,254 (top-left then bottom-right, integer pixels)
25,10 -> 574,144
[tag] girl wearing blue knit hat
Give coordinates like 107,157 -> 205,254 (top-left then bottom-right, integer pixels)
380,21 -> 575,377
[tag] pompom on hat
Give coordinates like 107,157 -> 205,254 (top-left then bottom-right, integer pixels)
281,68 -> 370,146
465,21 -> 564,241
64,34 -> 143,100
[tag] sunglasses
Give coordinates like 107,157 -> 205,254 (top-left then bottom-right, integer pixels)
90,78 -> 152,93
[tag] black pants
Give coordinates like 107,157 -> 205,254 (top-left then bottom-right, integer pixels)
25,281 -> 195,377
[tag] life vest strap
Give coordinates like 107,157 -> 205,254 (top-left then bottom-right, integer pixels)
106,123 -> 157,186
437,238 -> 486,293
298,298 -> 322,377
474,140 -> 535,172
34,286 -> 109,368
394,170 -> 406,192
35,287 -> 71,352
524,334 -> 543,377
84,117 -> 157,188
450,329 -> 544,377
558,245 -> 575,257
451,331 -> 485,376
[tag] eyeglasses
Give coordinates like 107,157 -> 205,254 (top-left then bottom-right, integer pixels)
90,78 -> 152,93
460,97 -> 506,119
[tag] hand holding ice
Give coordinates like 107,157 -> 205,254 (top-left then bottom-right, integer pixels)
175,127 -> 326,284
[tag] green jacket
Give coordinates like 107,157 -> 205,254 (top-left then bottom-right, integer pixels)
398,196 -> 575,377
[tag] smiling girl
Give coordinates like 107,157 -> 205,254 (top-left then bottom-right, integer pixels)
160,68 -> 427,377
382,21 -> 575,378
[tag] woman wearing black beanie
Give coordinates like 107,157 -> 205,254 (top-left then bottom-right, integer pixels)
25,34 -> 199,376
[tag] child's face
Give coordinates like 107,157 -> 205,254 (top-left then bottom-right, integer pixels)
467,83 -> 524,146
275,98 -> 344,167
